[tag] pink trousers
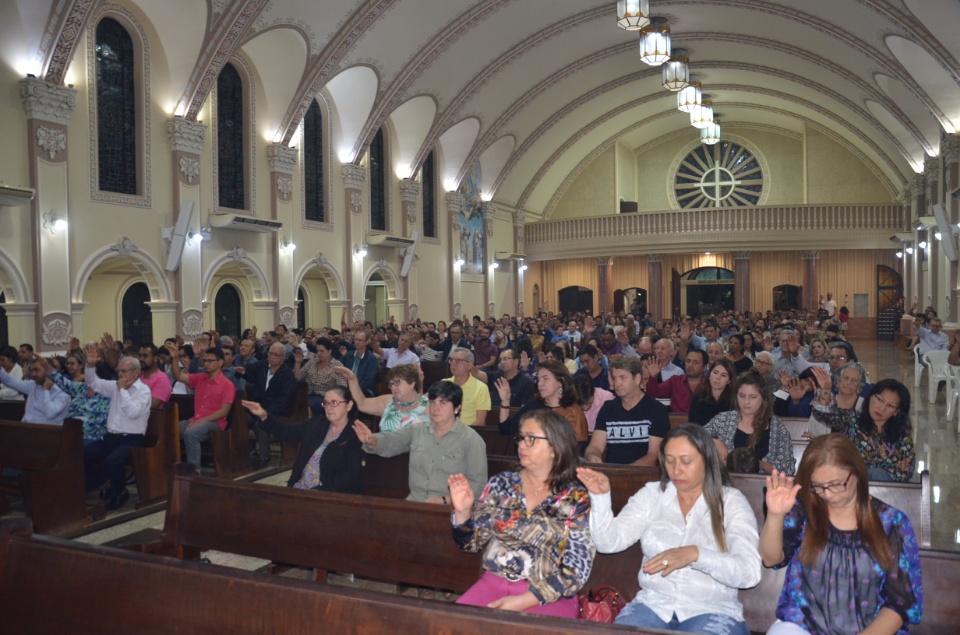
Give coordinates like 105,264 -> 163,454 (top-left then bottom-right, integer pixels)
455,571 -> 579,619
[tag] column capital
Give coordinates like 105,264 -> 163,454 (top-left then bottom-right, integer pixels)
166,118 -> 207,154
341,164 -> 367,190
266,143 -> 298,174
646,254 -> 663,263
942,134 -> 960,167
513,210 -> 526,227
596,257 -> 612,266
924,156 -> 940,177
732,251 -> 752,260
399,178 -> 421,204
20,77 -> 77,125
910,173 -> 926,195
481,201 -> 496,237
800,250 -> 821,260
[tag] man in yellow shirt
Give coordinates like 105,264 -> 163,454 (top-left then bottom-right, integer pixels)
443,347 -> 490,426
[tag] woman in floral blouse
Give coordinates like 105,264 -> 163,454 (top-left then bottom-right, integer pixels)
47,352 -> 111,443
448,409 -> 594,618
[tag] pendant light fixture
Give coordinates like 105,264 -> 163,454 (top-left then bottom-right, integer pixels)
691,98 -> 714,129
639,17 -> 671,66
677,76 -> 702,113
700,117 -> 721,145
661,48 -> 689,92
617,0 -> 650,30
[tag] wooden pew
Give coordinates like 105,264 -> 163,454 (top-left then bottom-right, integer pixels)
168,395 -> 251,478
0,400 -> 26,422
421,359 -> 448,390
274,382 -> 310,467
0,419 -> 87,535
473,424 -> 518,456
0,517 -> 652,635
130,403 -> 181,508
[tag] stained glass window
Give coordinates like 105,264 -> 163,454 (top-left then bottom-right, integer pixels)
218,63 -> 245,210
421,150 -> 436,238
673,141 -> 764,209
370,128 -> 386,230
95,18 -> 137,195
304,99 -> 324,222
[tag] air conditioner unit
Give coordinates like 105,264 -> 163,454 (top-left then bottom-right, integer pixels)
366,233 -> 417,248
0,184 -> 36,207
495,251 -> 527,261
209,214 -> 282,233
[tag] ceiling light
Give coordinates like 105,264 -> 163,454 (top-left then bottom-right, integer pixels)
701,117 -> 721,145
454,258 -> 465,268
661,49 -> 689,92
677,77 -> 702,113
639,18 -> 671,67
895,251 -> 903,259
691,99 -> 713,129
919,241 -> 928,249
616,0 -> 650,30
905,246 -> 914,255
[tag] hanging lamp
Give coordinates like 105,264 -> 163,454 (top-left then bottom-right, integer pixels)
617,0 -> 650,30
661,48 -> 689,92
691,98 -> 714,129
639,17 -> 671,66
701,117 -> 721,144
677,76 -> 702,113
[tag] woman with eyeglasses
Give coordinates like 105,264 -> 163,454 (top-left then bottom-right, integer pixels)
294,336 -> 346,417
760,434 -> 922,635
578,424 -> 762,633
241,385 -> 365,493
496,359 -> 588,445
809,370 -> 913,483
353,381 -> 487,503
448,409 -> 593,618
335,363 -> 427,432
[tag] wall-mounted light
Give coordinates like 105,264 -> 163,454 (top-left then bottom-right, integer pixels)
919,241 -> 928,249
188,227 -> 211,245
42,210 -> 67,234
895,251 -> 903,259
454,258 -> 465,269
489,261 -> 499,271
519,263 -> 528,272
906,246 -> 915,255
935,231 -> 942,241
280,239 -> 297,254
354,244 -> 368,259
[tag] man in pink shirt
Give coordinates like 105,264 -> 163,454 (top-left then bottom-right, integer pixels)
138,343 -> 172,408
165,342 -> 235,473
642,349 -> 707,415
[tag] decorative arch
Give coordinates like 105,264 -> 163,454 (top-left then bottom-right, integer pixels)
73,238 -> 171,303
0,247 -> 32,303
202,248 -> 271,302
363,260 -> 404,302
294,256 -> 345,301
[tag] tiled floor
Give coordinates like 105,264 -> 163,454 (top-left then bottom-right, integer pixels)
56,339 -> 960,559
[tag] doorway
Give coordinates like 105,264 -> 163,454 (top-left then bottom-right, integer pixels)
121,283 -> 153,347
214,284 -> 242,338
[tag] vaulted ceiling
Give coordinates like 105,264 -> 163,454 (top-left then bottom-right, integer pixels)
4,0 -> 959,218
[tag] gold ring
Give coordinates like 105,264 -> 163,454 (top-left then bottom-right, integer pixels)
661,558 -> 669,567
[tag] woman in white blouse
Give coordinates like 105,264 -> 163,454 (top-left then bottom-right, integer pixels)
578,424 -> 761,635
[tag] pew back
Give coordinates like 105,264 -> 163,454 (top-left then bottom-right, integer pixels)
130,403 -> 181,508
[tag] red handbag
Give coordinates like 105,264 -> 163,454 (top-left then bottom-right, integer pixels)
578,585 -> 626,622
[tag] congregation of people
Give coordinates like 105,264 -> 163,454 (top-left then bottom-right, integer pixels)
0,298 -> 925,633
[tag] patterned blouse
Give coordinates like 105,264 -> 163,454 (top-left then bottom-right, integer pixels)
379,395 -> 429,433
811,392 -> 914,482
50,371 -> 111,442
772,498 -> 923,634
298,357 -> 346,396
705,410 -> 796,475
452,471 -> 595,605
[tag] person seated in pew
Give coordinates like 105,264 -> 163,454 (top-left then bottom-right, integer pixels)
336,363 -> 427,433
773,369 -> 817,419
137,344 -> 172,409
495,359 -> 588,446
705,370 -> 796,476
688,357 -> 736,425
573,374 -> 614,435
448,409 -> 594,618
806,363 -> 865,440
293,337 -> 347,417
643,348 -> 709,415
578,424 -> 762,634
443,347 -> 490,427
352,381 -> 486,504
241,385 -> 365,493
0,353 -> 72,425
0,346 -> 25,401
246,342 -> 297,469
810,368 -> 914,483
760,434 -> 923,635
474,348 -> 536,411
164,342 -> 236,474
47,352 -> 111,443
81,343 -> 153,510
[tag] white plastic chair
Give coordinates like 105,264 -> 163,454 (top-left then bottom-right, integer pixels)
922,350 -> 956,406
913,346 -> 925,388
950,364 -> 960,427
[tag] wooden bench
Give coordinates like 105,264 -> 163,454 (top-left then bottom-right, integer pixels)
0,400 -> 26,422
0,517 -> 650,635
421,359 -> 449,391
0,419 -> 87,535
272,382 -> 311,467
168,395 -> 251,478
130,403 -> 181,508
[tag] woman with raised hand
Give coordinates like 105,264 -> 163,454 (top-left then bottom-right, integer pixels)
449,409 -> 593,618
578,424 -> 761,634
496,359 -> 588,444
335,363 -> 427,432
759,434 -> 922,634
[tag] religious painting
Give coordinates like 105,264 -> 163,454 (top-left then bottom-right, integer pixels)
458,161 -> 485,274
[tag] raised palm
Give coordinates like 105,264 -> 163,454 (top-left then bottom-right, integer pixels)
765,470 -> 800,516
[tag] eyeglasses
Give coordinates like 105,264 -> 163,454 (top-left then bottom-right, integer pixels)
322,400 -> 347,408
449,358 -> 470,365
828,355 -> 848,362
514,433 -> 549,447
755,360 -> 773,367
871,393 -> 900,412
388,380 -> 405,388
810,472 -> 853,496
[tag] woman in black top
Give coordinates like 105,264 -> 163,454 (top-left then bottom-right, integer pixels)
688,358 -> 736,425
726,334 -> 754,375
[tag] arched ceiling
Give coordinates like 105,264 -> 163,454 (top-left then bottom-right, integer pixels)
8,0 -> 959,219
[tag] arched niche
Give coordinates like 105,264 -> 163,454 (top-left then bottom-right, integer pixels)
558,285 -> 594,316
294,256 -> 346,329
679,267 -> 735,318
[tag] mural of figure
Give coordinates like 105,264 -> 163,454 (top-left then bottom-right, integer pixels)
459,161 -> 485,275
473,228 -> 482,271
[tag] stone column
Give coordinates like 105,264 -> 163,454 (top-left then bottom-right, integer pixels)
2,303 -> 40,349
647,254 -> 663,320
513,211 -> 526,316
733,252 -> 752,313
925,157 -> 942,314
596,257 -> 612,315
147,301 -> 180,345
910,173 -> 927,309
481,201 -> 497,317
342,165 -> 367,313
268,143 -> 298,327
399,178 -> 421,316
20,77 -> 77,351
166,117 -> 207,338
943,135 -> 960,321
446,192 -> 465,321
800,251 -> 820,312
899,187 -> 913,308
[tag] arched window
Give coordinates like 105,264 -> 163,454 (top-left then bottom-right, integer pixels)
297,287 -> 306,330
421,150 -> 436,238
0,292 -> 8,347
370,127 -> 386,231
215,284 -> 242,338
218,63 -> 245,210
95,17 -> 137,195
303,99 -> 325,222
121,282 -> 152,347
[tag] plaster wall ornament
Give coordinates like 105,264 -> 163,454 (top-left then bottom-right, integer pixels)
488,302 -> 495,317
279,308 -> 295,328
481,202 -> 496,237
408,304 -> 419,321
596,257 -> 611,266
36,126 -> 67,159
513,211 -> 526,227
111,236 -> 139,257
350,191 -> 363,215
341,164 -> 367,190
898,188 -> 911,206
267,143 -> 298,174
41,318 -> 72,346
399,179 -> 420,203
277,176 -> 293,200
445,192 -> 465,214
166,118 -> 207,154
376,259 -> 388,269
453,302 -> 462,319
646,254 -> 664,263
911,174 -> 926,198
182,312 -> 203,338
179,156 -> 200,183
313,253 -> 329,266
352,305 -> 365,324
733,251 -> 752,260
943,135 -> 960,166
227,246 -> 247,262
19,77 -> 77,125
925,156 -> 940,176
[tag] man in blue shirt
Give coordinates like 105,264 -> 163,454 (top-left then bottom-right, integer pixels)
0,356 -> 72,425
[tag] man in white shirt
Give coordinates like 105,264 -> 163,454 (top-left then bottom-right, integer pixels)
820,292 -> 837,317
372,332 -> 421,368
0,346 -> 25,401
81,344 -> 154,510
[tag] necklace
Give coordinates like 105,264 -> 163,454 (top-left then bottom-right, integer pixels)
522,472 -> 547,498
394,396 -> 420,408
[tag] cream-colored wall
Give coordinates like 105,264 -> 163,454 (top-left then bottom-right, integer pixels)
550,146 -> 615,219
0,60 -> 34,301
635,134 -> 691,211
805,128 -> 895,204
615,141 -> 635,206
